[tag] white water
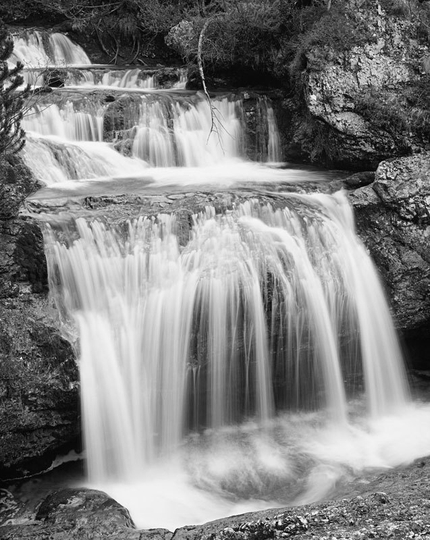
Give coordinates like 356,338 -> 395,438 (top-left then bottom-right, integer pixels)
65,68 -> 187,90
15,31 -> 430,531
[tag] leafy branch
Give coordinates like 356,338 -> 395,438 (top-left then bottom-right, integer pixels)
0,24 -> 31,158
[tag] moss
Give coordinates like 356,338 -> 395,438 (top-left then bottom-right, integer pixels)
0,156 -> 40,219
355,76 -> 430,142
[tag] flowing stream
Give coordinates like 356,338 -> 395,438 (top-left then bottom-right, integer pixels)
14,31 -> 430,530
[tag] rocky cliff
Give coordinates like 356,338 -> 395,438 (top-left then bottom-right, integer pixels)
287,0 -> 430,169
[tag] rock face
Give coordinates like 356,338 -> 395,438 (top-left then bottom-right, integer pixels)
285,0 -> 430,169
0,155 -> 79,479
349,152 -> 430,368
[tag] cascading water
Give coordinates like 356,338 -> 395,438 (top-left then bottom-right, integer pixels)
16,31 -> 280,180
22,93 -> 279,176
44,194 -> 409,477
42,193 -> 430,530
15,30 -> 430,530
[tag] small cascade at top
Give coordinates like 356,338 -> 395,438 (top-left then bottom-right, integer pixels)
11,30 -> 91,67
11,30 -> 91,86
11,29 -> 186,89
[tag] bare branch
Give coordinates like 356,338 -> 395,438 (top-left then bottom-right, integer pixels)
197,16 -> 232,148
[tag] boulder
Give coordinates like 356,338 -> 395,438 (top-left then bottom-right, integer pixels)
349,152 -> 430,367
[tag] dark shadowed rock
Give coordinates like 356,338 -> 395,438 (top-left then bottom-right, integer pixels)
343,171 -> 375,189
0,156 -> 80,479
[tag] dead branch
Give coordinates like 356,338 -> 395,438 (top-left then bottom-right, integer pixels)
197,16 -> 230,147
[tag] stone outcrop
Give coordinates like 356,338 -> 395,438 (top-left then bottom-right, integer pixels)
0,155 -> 79,479
349,152 -> 430,368
294,0 -> 430,169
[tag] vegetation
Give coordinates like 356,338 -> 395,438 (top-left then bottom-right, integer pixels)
0,0 -> 429,72
0,23 -> 30,157
0,1 -> 356,73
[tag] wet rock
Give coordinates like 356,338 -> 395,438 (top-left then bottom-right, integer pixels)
0,489 -> 20,525
103,95 -> 142,140
42,68 -> 67,88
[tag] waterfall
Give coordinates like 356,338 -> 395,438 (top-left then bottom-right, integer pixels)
16,30 -> 429,530
44,194 -> 409,485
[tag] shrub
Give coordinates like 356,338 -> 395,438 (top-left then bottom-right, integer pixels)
173,1 -> 285,71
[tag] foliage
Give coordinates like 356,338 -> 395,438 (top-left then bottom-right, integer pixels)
0,1 -> 381,75
355,90 -> 409,134
0,23 -> 30,157
191,0 -> 284,70
377,0 -> 430,45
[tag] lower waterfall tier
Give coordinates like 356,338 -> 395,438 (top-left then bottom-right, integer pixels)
43,193 -> 409,485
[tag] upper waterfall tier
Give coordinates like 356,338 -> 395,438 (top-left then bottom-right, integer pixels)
13,30 -> 283,186
11,30 -> 91,67
22,92 -> 281,179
